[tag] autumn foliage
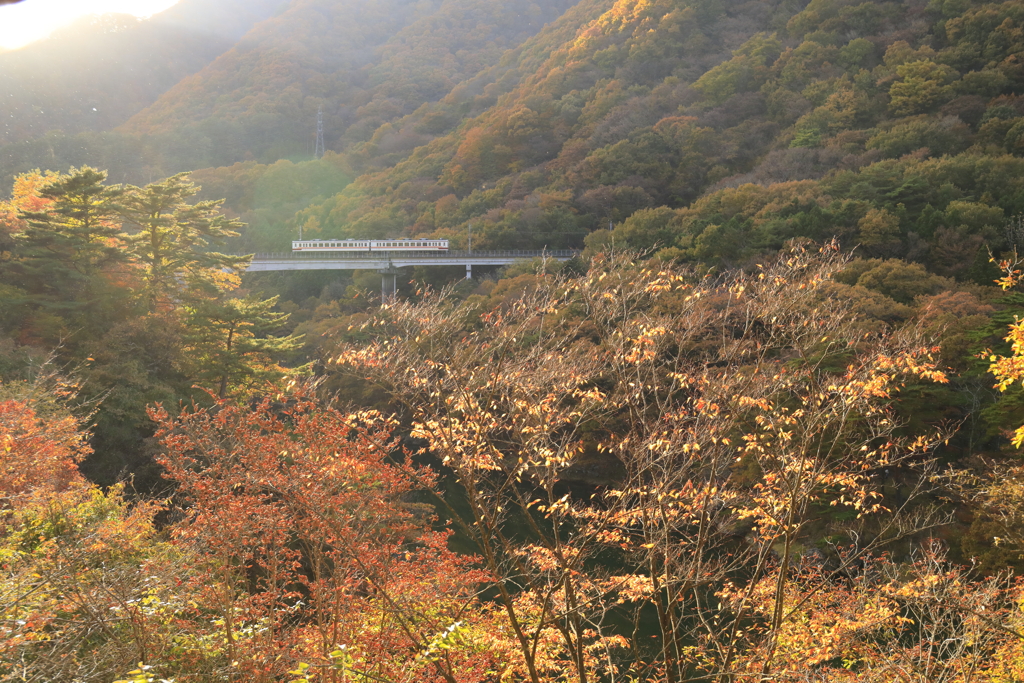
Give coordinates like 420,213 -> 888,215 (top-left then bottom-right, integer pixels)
0,395 -> 87,502
329,243 -> 999,681
7,249 -> 1024,682
0,376 -> 165,682
149,392 -> 497,682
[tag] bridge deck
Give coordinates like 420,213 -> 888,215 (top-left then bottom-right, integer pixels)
246,250 -> 578,271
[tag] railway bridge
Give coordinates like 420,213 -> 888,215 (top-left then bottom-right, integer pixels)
245,249 -> 579,298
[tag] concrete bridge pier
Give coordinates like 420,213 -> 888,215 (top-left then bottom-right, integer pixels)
466,263 -> 472,279
379,264 -> 400,302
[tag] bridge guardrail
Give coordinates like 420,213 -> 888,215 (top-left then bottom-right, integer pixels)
250,250 -> 581,260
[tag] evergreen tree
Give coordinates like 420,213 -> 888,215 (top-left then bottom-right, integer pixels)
6,167 -> 127,341
182,295 -> 302,399
117,173 -> 250,311
14,167 -> 123,295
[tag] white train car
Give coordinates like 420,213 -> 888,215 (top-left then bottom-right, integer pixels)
292,238 -> 449,252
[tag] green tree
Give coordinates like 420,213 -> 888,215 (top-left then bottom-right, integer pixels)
889,60 -> 959,115
611,206 -> 680,251
16,167 -> 123,278
118,173 -> 249,311
182,295 -> 302,399
857,207 -> 902,257
8,167 -> 127,340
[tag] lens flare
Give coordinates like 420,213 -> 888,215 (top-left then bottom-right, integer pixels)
0,0 -> 179,50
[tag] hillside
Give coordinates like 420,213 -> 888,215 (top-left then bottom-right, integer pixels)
11,3 -> 1024,676
118,0 -> 579,173
6,0 -> 1024,268
0,0 -> 285,147
292,0 -> 1024,276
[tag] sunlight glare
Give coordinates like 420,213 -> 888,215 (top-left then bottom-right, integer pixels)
0,0 -> 180,50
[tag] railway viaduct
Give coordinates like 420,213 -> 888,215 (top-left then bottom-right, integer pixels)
245,249 -> 580,299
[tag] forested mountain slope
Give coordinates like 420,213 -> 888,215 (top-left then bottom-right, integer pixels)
12,5 -> 1024,675
0,0 -> 285,147
295,0 -> 1024,275
118,0 -> 579,173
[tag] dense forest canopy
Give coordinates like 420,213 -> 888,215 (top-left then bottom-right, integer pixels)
0,0 -> 579,189
296,0 -> 1024,265
10,0 -> 1024,679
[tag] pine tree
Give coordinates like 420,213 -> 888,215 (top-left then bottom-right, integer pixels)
117,172 -> 250,311
182,295 -> 303,398
6,167 -> 128,342
14,168 -> 124,302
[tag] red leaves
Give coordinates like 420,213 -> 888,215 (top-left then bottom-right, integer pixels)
152,391 -> 491,681
0,397 -> 88,505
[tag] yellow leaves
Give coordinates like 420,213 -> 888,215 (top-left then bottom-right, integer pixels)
642,275 -> 684,294
572,386 -> 606,403
645,437 -> 672,452
619,324 -> 669,365
333,346 -> 384,369
209,268 -> 241,292
990,321 -> 1024,398
986,309 -> 1024,450
608,574 -> 657,603
722,565 -> 906,673
890,573 -> 943,600
737,395 -> 772,411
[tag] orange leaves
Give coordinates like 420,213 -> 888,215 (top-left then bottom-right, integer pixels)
607,574 -> 657,603
737,395 -> 773,411
1,376 -> 168,682
319,248 -> 959,681
718,561 -> 903,674
619,323 -> 668,365
0,170 -> 58,235
0,397 -> 89,505
153,391 -> 494,681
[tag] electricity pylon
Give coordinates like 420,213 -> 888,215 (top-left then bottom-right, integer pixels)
315,105 -> 325,159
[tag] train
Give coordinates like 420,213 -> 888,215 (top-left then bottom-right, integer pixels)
292,238 -> 449,252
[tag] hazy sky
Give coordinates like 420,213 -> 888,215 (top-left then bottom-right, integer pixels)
0,0 -> 180,50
